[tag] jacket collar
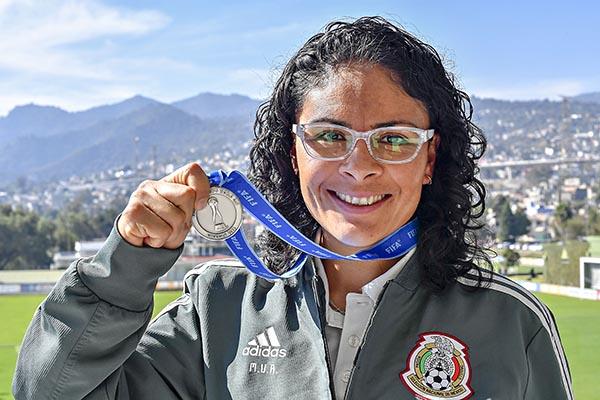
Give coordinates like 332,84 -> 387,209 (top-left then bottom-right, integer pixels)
303,257 -> 317,280
303,249 -> 421,292
390,249 -> 421,292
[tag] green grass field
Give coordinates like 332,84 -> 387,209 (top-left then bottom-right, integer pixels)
0,291 -> 183,400
1,291 -> 598,399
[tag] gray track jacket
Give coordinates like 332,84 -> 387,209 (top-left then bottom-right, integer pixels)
13,225 -> 573,400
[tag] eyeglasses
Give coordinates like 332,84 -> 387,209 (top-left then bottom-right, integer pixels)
292,123 -> 435,164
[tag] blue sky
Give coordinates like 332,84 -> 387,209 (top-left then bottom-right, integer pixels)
0,0 -> 598,116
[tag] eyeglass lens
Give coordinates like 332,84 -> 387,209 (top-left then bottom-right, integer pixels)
302,126 -> 421,161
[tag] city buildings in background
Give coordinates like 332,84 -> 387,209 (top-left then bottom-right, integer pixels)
1,92 -> 599,292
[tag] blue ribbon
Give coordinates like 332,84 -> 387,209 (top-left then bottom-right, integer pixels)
208,170 -> 418,280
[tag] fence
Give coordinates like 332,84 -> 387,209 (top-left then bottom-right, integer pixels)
515,280 -> 600,301
2,269 -> 600,301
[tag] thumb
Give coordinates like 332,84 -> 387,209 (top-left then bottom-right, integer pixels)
162,162 -> 210,209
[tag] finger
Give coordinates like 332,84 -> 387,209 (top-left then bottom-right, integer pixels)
152,181 -> 196,222
135,188 -> 190,245
121,203 -> 173,248
163,227 -> 191,250
161,162 -> 210,209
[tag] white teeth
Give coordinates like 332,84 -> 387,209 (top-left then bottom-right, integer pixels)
335,192 -> 385,206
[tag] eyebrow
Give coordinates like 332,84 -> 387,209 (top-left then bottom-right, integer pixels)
307,117 -> 418,129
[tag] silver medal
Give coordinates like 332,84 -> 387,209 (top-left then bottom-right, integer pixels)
192,187 -> 243,241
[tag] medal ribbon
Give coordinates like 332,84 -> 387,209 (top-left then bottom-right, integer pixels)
207,170 -> 418,280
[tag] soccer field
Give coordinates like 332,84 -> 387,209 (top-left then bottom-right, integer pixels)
1,291 -> 598,399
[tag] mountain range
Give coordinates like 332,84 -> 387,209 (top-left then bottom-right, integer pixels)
570,92 -> 600,104
0,90 -> 599,187
0,93 -> 263,185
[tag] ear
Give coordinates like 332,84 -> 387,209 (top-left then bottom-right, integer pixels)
423,133 -> 439,184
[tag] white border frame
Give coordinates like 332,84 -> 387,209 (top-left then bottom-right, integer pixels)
580,257 -> 600,289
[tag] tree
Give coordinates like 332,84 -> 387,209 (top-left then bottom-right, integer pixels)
0,200 -> 122,270
511,209 -> 531,238
89,206 -> 121,238
544,240 -> 589,286
496,199 -> 513,242
495,197 -> 531,242
502,248 -> 520,267
53,211 -> 97,251
52,202 -> 121,251
553,202 -> 588,239
588,208 -> 600,235
0,208 -> 54,270
564,217 -> 587,239
555,203 -> 574,225
0,222 -> 14,269
0,205 -> 11,216
499,248 -> 521,274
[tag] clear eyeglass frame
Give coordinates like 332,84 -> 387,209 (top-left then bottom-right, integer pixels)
292,123 -> 435,164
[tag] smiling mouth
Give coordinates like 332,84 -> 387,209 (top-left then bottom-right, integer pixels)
331,190 -> 391,206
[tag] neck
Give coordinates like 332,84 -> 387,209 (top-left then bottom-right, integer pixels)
320,231 -> 400,311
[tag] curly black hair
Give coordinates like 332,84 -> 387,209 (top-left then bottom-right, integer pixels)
248,16 -> 491,291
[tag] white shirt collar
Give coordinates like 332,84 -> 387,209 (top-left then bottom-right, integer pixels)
361,246 -> 416,300
314,247 -> 416,303
313,229 -> 416,329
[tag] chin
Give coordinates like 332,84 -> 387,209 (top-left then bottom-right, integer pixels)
326,227 -> 382,250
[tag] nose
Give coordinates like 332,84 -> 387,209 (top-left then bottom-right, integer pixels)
338,138 -> 383,181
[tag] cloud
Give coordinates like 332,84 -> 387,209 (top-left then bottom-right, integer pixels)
0,2 -> 307,116
0,1 -> 169,48
0,0 -> 170,112
0,0 -> 169,78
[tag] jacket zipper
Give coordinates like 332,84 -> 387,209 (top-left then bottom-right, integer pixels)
342,280 -> 392,400
311,275 -> 337,400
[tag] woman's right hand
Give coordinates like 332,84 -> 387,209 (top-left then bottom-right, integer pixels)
117,162 -> 210,249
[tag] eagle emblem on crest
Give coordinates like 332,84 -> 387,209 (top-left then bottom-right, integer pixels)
400,332 -> 473,400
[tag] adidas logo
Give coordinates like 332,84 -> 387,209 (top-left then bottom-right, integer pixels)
242,326 -> 288,358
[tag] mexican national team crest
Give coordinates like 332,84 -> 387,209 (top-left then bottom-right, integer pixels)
400,332 -> 473,400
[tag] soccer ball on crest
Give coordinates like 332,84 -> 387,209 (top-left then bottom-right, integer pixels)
424,367 -> 450,391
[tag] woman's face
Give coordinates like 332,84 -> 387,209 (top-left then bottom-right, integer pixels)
294,63 -> 437,254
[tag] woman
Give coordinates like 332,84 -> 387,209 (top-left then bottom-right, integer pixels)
14,17 -> 572,400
